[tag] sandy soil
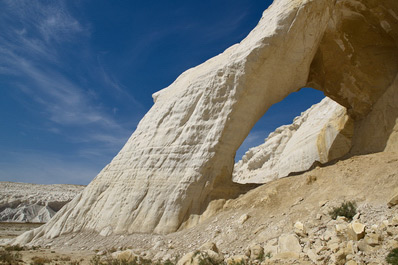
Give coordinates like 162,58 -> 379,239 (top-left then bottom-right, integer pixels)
0,222 -> 95,264
0,222 -> 43,240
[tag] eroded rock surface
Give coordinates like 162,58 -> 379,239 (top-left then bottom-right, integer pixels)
233,97 -> 353,184
0,182 -> 83,223
15,0 -> 398,243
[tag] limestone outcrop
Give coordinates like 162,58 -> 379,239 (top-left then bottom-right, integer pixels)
233,97 -> 353,184
15,0 -> 398,243
0,182 -> 83,223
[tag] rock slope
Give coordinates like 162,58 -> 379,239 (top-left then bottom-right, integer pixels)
15,0 -> 398,243
233,97 -> 352,184
0,182 -> 84,223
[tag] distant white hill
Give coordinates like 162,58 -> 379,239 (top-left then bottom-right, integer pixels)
0,182 -> 84,223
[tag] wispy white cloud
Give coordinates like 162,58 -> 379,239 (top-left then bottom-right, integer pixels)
96,54 -> 145,109
3,0 -> 86,43
0,0 -> 133,148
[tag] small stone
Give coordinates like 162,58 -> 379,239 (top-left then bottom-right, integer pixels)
176,252 -> 196,265
264,238 -> 278,256
346,260 -> 358,265
322,230 -> 334,241
226,255 -> 249,265
199,242 -> 219,253
382,220 -> 390,228
278,234 -> 302,254
388,194 -> 398,207
345,241 -> 357,255
357,241 -> 373,253
391,215 -> 398,226
294,221 -> 307,237
238,214 -> 250,224
306,175 -> 317,184
294,197 -> 304,205
352,212 -> 361,220
111,250 -> 138,262
334,249 -> 347,264
263,245 -> 278,256
315,245 -> 326,254
364,234 -> 380,246
335,223 -> 348,235
319,200 -> 328,207
247,244 -> 264,261
306,249 -> 320,263
336,216 -> 348,222
347,221 -> 366,241
388,239 -> 398,249
370,224 -> 379,231
328,242 -> 340,253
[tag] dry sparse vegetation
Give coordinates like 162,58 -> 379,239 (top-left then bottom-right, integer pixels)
387,248 -> 398,265
329,201 -> 357,221
31,256 -> 52,265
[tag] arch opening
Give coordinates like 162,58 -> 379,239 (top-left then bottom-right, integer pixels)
234,87 -> 325,162
232,87 -> 353,184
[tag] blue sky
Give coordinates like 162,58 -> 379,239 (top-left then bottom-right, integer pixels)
0,0 -> 324,185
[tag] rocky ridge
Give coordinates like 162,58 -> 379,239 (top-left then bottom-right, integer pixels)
0,182 -> 84,223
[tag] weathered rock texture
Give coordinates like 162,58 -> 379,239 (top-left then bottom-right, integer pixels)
0,182 -> 83,223
15,0 -> 398,243
233,97 -> 353,184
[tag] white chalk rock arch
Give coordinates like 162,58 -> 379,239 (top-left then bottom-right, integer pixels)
16,0 -> 398,243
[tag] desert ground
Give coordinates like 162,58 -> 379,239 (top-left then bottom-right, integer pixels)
0,223 -> 96,265
0,222 -> 42,240
1,151 -> 398,264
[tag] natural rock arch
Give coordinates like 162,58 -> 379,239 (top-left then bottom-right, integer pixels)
232,95 -> 354,184
16,0 -> 398,244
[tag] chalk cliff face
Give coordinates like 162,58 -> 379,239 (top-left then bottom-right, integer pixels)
233,97 -> 353,184
15,0 -> 398,244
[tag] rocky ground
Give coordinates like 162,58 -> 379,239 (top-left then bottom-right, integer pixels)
2,151 -> 398,264
0,222 -> 42,240
0,182 -> 84,223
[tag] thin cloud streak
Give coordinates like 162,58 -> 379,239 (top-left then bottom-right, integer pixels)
3,0 -> 86,43
96,55 -> 145,110
0,0 -> 134,147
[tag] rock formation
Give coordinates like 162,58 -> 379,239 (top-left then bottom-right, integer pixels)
0,182 -> 83,223
233,97 -> 353,184
15,0 -> 398,243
